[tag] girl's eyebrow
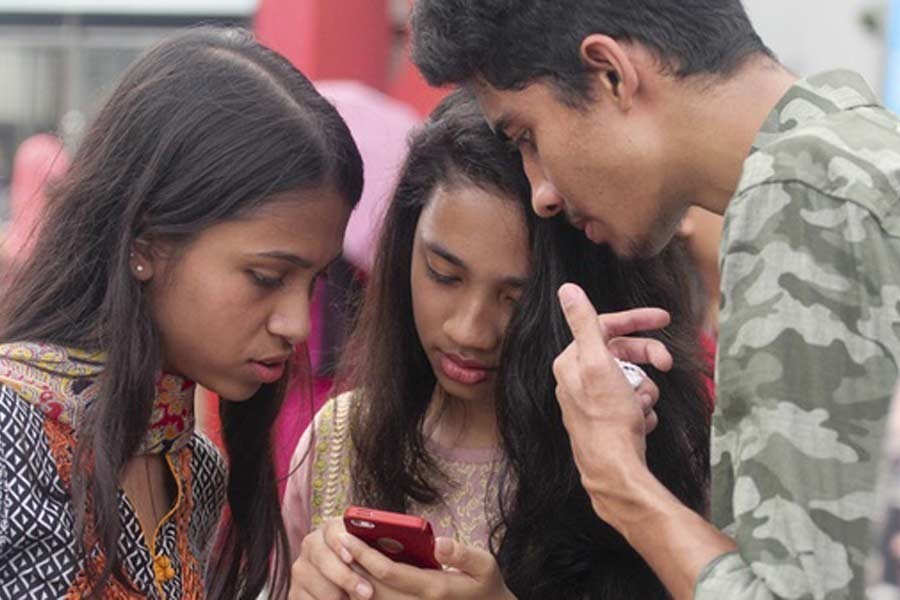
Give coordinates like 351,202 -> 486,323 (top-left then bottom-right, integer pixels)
251,250 -> 313,268
424,240 -> 466,269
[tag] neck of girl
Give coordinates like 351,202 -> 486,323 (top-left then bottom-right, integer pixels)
424,386 -> 500,451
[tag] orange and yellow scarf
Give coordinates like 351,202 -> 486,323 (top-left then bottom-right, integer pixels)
0,342 -> 195,454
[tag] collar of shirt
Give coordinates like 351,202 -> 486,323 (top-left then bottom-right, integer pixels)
751,69 -> 881,154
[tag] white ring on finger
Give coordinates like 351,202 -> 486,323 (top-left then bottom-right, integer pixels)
614,358 -> 647,389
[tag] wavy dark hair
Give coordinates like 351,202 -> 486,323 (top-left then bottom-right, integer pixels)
344,90 -> 709,599
496,205 -> 710,600
412,0 -> 774,105
0,28 -> 362,600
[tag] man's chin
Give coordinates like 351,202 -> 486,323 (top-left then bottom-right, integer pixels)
575,220 -> 670,259
627,219 -> 683,259
609,234 -> 669,261
638,235 -> 672,259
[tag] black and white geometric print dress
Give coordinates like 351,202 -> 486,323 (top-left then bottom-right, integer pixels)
0,386 -> 226,599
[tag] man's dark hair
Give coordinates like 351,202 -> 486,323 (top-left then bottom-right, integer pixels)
412,0 -> 774,104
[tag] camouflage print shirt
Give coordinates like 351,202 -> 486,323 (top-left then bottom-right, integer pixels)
695,70 -> 900,600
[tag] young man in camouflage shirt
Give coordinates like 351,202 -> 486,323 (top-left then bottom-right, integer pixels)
410,1 -> 900,598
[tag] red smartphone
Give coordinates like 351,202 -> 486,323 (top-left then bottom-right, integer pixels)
343,506 -> 442,570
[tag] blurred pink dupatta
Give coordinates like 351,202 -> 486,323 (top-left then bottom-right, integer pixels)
5,134 -> 70,264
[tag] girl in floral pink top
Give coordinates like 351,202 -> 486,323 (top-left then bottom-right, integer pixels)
283,91 -> 711,600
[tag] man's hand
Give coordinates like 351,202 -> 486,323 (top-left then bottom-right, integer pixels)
553,283 -> 665,520
600,308 -> 673,372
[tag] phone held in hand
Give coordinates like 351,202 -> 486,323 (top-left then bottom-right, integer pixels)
343,506 -> 442,570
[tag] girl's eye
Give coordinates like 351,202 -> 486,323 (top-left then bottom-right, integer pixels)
426,263 -> 458,285
249,271 -> 283,288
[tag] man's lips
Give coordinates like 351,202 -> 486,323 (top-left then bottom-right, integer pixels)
571,217 -> 587,230
584,222 -> 605,244
568,216 -> 605,243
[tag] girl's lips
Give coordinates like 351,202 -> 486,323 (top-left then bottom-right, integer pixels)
250,360 -> 286,383
438,352 -> 493,386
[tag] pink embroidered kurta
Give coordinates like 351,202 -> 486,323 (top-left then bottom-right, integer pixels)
282,392 -> 504,560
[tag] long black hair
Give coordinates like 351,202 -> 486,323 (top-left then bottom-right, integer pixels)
495,200 -> 710,600
0,28 -> 362,600
344,90 -> 708,599
344,90 -> 534,508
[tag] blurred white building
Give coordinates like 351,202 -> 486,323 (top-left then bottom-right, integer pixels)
0,0 -> 255,217
745,0 -> 886,95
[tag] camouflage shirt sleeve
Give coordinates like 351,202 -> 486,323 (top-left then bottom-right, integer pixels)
696,179 -> 900,600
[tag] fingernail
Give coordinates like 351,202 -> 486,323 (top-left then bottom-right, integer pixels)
434,537 -> 453,557
356,582 -> 373,599
638,393 -> 653,411
340,547 -> 353,563
558,284 -> 580,308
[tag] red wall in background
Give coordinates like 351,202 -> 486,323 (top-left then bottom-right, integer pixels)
255,0 -> 391,91
389,52 -> 448,116
254,0 -> 446,115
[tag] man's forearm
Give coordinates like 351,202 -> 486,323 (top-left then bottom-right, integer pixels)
598,466 -> 737,600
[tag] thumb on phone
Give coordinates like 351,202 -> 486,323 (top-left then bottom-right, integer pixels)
434,537 -> 495,578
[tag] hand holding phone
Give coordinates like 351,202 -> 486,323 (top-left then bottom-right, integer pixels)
343,506 -> 442,570
336,530 -> 517,600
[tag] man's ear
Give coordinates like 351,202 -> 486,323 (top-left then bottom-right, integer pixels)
579,34 -> 639,112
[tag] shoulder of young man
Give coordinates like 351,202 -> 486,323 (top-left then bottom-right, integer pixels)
733,92 -> 900,237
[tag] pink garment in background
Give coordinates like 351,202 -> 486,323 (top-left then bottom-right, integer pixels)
274,82 -> 420,498
316,80 -> 420,272
5,134 -> 70,263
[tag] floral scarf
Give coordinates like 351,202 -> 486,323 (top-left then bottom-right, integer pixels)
0,342 -> 195,454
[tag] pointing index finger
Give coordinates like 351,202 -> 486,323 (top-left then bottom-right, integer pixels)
558,283 -> 612,361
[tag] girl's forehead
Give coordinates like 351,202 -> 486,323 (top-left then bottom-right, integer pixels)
423,183 -> 525,230
417,184 -> 530,277
183,190 -> 349,261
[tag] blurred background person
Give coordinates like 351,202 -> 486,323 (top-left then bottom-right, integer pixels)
2,133 -> 69,272
869,386 -> 900,599
675,207 -> 724,402
676,207 -> 723,339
